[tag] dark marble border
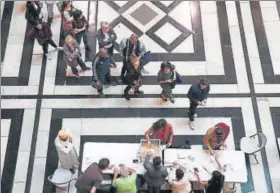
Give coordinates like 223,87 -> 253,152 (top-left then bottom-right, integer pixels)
1,109 -> 24,193
41,107 -> 254,193
276,1 -> 280,21
269,107 -> 280,139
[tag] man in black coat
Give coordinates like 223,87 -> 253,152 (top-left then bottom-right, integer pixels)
187,79 -> 210,130
25,1 -> 43,27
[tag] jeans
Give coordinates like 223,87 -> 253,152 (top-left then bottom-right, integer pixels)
97,72 -> 113,93
71,57 -> 87,75
42,39 -> 57,54
75,30 -> 89,47
188,100 -> 198,121
147,186 -> 161,193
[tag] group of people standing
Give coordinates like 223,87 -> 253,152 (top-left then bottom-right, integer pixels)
54,120 -> 230,193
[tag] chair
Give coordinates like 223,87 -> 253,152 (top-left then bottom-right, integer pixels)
48,168 -> 77,193
240,133 -> 267,164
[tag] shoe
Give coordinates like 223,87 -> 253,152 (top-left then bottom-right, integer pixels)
56,46 -> 63,51
160,94 -> 168,102
69,168 -> 75,174
83,67 -> 91,71
169,97 -> 175,103
189,121 -> 195,130
99,92 -> 105,98
141,68 -> 149,74
124,93 -> 130,101
134,90 -> 144,95
44,53 -> 52,60
85,46 -> 91,52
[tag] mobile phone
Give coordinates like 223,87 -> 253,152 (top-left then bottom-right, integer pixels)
194,167 -> 199,172
133,159 -> 139,164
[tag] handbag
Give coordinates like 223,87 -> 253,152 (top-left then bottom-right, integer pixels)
140,51 -> 151,68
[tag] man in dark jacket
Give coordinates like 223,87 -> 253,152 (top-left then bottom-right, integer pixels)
143,153 -> 168,193
25,1 -> 43,27
92,48 -> 116,98
187,79 -> 210,130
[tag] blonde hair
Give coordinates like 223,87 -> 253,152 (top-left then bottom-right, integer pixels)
130,34 -> 138,41
65,35 -> 75,45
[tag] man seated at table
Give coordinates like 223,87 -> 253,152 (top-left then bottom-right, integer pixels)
168,161 -> 191,193
112,166 -> 137,193
145,119 -> 174,147
143,151 -> 168,193
204,122 -> 230,154
75,158 -> 114,193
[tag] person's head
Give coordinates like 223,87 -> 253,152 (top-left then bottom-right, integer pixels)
61,1 -> 71,11
160,61 -> 171,73
175,168 -> 184,180
65,35 -> 75,46
73,9 -> 83,20
58,129 -> 69,142
130,55 -> 140,69
99,48 -> 108,58
209,170 -> 224,187
130,34 -> 138,45
152,119 -> 167,131
215,127 -> 224,143
153,156 -> 162,167
199,79 -> 207,89
119,166 -> 129,177
101,22 -> 110,33
98,158 -> 110,170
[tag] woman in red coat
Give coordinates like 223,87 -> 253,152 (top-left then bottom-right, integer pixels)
27,20 -> 62,59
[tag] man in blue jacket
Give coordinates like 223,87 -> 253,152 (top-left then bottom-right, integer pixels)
187,79 -> 210,130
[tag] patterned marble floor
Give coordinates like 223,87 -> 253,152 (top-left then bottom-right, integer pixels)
1,1 -> 280,193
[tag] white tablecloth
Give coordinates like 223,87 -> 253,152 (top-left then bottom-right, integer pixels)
164,149 -> 247,183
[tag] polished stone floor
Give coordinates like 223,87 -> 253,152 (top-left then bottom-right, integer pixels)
1,1 -> 280,193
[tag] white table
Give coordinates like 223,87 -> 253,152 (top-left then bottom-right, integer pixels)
82,142 -> 146,174
164,149 -> 247,183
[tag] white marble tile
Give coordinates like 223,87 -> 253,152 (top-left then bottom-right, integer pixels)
260,3 -> 279,22
38,109 -> 52,131
43,78 -> 55,95
268,97 -> 280,107
113,22 -> 135,45
160,1 -> 174,7
14,152 -> 30,182
1,1 -> 4,19
1,137 -> 8,176
114,1 -> 128,7
2,86 -> 38,95
140,34 -> 168,53
155,22 -> 181,44
272,178 -> 280,193
30,158 -> 47,193
1,99 -> 37,109
88,1 -> 96,28
172,34 -> 194,53
34,130 -> 50,158
12,182 -> 26,193
97,1 -> 119,27
226,2 -> 239,26
260,1 -> 277,8
255,84 -> 280,94
18,109 -> 35,152
168,1 -> 192,31
122,1 -> 165,32
199,1 -> 217,13
1,119 -> 11,137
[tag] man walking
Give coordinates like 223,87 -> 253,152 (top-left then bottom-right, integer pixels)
187,79 -> 210,130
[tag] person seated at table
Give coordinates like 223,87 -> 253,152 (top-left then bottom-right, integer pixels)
204,122 -> 230,154
75,158 -> 114,193
194,157 -> 225,193
145,119 -> 174,147
143,151 -> 168,193
112,166 -> 137,193
168,161 -> 191,193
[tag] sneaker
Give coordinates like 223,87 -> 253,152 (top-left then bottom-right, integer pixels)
56,46 -> 63,51
141,68 -> 149,74
83,67 -> 91,71
188,121 -> 195,130
134,90 -> 144,95
160,94 -> 168,102
169,97 -> 175,103
44,53 -> 52,60
124,93 -> 130,101
99,92 -> 105,98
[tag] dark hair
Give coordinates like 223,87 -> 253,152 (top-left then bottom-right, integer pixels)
215,128 -> 223,137
160,61 -> 171,70
152,119 -> 167,131
199,79 -> 207,85
61,1 -> 71,13
73,9 -> 82,20
175,168 -> 184,180
98,158 -> 110,170
153,156 -> 162,166
208,170 -> 224,190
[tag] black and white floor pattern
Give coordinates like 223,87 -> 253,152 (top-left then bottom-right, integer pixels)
1,1 -> 280,193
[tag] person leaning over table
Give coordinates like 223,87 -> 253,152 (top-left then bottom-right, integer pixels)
143,151 -> 168,193
195,156 -> 225,193
75,158 -> 115,193
112,166 -> 137,193
168,161 -> 192,193
204,122 -> 230,155
145,119 -> 174,147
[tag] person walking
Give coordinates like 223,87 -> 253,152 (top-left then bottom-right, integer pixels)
63,35 -> 91,78
61,1 -> 76,38
27,20 -> 63,60
123,56 -> 144,101
54,129 -> 79,174
92,48 -> 117,98
25,1 -> 43,27
143,152 -> 168,193
187,79 -> 210,130
45,1 -> 62,24
157,61 -> 177,103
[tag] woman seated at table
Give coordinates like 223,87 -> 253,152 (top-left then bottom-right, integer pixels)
145,119 -> 174,147
204,122 -> 230,154
112,166 -> 137,193
194,157 -> 225,193
168,161 -> 192,193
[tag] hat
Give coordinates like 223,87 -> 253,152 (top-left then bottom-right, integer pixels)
58,130 -> 69,140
